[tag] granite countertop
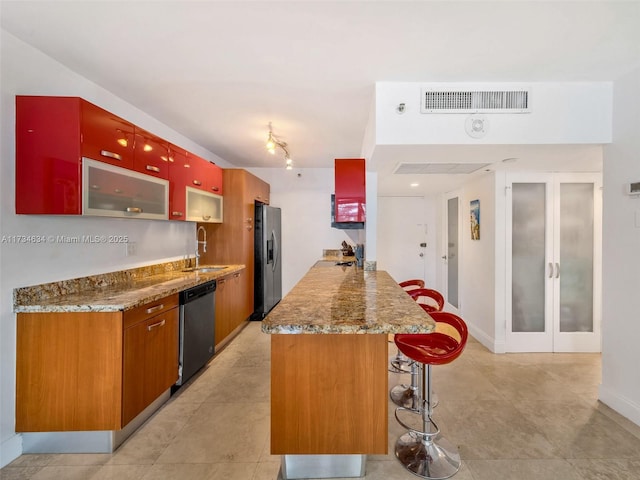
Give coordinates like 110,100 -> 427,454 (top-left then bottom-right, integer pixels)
14,264 -> 245,313
262,261 -> 435,334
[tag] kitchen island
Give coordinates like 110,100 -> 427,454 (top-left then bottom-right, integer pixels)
262,261 -> 435,479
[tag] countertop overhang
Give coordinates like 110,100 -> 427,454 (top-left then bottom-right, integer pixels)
14,264 -> 245,313
262,261 -> 435,334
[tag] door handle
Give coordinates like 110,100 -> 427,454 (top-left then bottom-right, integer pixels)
100,150 -> 122,161
419,253 -> 424,257
271,230 -> 279,272
441,255 -> 447,260
548,262 -> 554,278
147,319 -> 166,331
555,262 -> 560,279
145,303 -> 164,315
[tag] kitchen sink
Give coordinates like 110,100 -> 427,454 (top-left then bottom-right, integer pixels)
182,266 -> 227,273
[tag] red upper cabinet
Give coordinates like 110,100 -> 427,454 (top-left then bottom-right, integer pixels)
133,128 -> 170,179
81,100 -> 134,169
16,96 -> 83,214
16,96 -> 138,215
334,158 -> 366,223
168,144 -> 188,220
204,161 -> 223,195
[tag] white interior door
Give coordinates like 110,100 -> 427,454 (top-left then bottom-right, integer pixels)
377,196 -> 427,284
442,192 -> 461,313
506,173 -> 601,352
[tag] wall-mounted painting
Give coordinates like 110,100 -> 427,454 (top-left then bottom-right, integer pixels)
470,199 -> 480,240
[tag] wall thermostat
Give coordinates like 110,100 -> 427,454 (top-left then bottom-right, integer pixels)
627,182 -> 640,196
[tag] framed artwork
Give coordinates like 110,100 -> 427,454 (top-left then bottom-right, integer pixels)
470,199 -> 480,240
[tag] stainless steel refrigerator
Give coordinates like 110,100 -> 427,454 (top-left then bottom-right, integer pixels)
253,204 -> 282,320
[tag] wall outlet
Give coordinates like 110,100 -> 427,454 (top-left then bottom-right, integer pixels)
126,242 -> 137,256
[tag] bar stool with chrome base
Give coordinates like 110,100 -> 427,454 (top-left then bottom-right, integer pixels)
390,288 -> 445,408
393,312 -> 468,479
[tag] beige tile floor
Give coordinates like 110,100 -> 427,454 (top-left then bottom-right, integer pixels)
3,321 -> 640,480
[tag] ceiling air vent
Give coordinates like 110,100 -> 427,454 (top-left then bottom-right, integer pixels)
421,88 -> 530,114
394,163 -> 490,175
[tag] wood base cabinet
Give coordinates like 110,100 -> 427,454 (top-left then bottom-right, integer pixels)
270,334 -> 388,454
16,294 -> 179,432
122,306 -> 179,425
214,270 -> 243,346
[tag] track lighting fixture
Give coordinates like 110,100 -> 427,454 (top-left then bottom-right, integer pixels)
266,122 -> 293,169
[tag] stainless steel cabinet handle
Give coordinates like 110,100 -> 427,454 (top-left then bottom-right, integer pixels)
212,186 -> 219,192
146,304 -> 164,315
202,215 -> 211,221
146,165 -> 160,173
172,211 -> 183,217
100,150 -> 122,161
548,262 -> 554,278
126,207 -> 143,213
193,180 -> 202,186
218,279 -> 226,285
147,319 -> 166,331
555,262 -> 560,279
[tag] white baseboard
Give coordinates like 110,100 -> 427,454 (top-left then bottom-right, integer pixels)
467,323 -> 505,354
599,384 -> 640,427
0,433 -> 23,469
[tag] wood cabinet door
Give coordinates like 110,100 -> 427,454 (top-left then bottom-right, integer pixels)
122,307 -> 179,425
214,275 -> 230,345
16,311 -> 123,432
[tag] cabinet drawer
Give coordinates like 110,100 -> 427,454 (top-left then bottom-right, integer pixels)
124,293 -> 179,329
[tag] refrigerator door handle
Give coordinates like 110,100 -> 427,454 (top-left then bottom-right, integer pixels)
271,229 -> 279,272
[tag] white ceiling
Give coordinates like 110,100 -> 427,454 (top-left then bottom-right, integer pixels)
2,1 -> 639,195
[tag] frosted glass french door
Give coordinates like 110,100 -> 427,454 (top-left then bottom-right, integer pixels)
506,173 -> 601,352
443,191 -> 461,312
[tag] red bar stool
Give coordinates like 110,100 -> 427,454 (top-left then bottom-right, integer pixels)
393,312 -> 468,479
390,288 -> 445,409
408,288 -> 445,313
390,279 -> 426,373
399,279 -> 425,292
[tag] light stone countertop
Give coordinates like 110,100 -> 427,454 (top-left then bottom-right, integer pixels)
261,261 -> 435,334
14,264 -> 245,313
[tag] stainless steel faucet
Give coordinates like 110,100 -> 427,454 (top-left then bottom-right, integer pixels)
196,226 -> 207,269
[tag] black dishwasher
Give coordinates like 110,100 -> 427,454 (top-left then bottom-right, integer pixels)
176,280 -> 216,386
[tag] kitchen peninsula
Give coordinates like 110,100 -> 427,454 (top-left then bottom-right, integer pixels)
262,261 -> 435,479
